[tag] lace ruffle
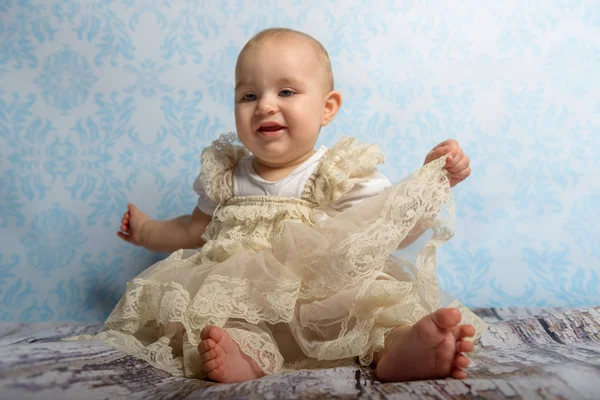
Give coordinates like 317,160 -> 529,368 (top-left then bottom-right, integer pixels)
302,137 -> 384,206
198,133 -> 249,205
90,272 -> 298,377
106,274 -> 302,335
201,196 -> 315,263
226,328 -> 284,375
81,154 -> 487,377
69,144 -> 488,379
299,155 -> 453,301
65,329 -> 191,377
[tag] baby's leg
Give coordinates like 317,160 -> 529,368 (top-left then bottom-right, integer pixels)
375,308 -> 475,382
198,322 -> 283,383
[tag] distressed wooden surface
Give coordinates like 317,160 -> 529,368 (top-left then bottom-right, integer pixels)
1,307 -> 599,399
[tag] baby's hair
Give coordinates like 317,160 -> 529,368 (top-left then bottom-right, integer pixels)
237,28 -> 334,91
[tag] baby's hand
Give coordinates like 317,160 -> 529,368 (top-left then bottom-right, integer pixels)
117,203 -> 150,246
423,139 -> 471,187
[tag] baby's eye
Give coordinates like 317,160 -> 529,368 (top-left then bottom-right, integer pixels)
279,89 -> 294,97
242,93 -> 257,101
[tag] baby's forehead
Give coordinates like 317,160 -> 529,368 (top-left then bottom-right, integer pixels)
240,36 -> 322,62
236,36 -> 331,86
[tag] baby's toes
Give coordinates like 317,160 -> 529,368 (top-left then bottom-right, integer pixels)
198,338 -> 215,353
201,345 -> 223,368
202,356 -> 223,373
450,367 -> 468,379
200,349 -> 217,363
207,365 -> 228,382
456,340 -> 474,354
449,354 -> 471,379
201,325 -> 222,341
455,354 -> 470,368
455,324 -> 475,340
201,349 -> 218,362
433,336 -> 457,376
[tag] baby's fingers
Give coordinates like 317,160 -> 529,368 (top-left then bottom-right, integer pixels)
436,146 -> 452,162
117,231 -> 132,242
445,148 -> 464,169
448,167 -> 471,187
447,154 -> 469,174
127,203 -> 140,215
424,145 -> 451,165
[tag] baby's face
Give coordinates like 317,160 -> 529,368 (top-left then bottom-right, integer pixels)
234,39 -> 331,167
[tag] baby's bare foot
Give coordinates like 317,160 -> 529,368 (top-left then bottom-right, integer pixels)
376,308 -> 475,382
198,326 -> 265,383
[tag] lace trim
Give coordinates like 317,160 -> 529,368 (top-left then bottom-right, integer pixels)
104,280 -> 191,335
199,133 -> 249,205
308,280 -> 487,365
70,277 -> 291,377
226,328 -> 284,375
105,277 -> 301,338
224,195 -> 316,208
201,198 -> 315,262
66,330 -> 188,377
302,137 -> 384,206
190,275 -> 300,324
300,167 -> 319,203
299,155 -> 453,301
68,327 -> 284,378
80,152 -> 487,377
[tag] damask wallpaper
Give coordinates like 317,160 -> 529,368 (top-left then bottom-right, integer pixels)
0,1 -> 598,322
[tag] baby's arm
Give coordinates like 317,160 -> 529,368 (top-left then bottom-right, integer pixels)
118,203 -> 212,252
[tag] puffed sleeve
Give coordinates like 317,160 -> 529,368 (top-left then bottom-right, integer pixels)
193,174 -> 218,215
194,133 -> 249,210
303,137 -> 385,207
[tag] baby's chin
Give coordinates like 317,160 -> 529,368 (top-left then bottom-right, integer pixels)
254,147 -> 314,168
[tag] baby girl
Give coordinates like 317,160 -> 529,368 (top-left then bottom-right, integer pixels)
105,28 -> 485,383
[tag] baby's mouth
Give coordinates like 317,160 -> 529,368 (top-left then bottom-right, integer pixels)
258,123 -> 286,132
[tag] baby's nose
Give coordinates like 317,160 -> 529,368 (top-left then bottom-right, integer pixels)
255,96 -> 278,115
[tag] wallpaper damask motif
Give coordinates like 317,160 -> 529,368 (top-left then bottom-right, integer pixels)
0,0 -> 598,322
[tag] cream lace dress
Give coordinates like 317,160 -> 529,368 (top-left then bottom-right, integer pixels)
69,134 -> 486,378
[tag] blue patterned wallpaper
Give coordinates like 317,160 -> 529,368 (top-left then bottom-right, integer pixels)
1,1 -> 599,322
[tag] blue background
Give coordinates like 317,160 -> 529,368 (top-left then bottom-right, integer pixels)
1,0 -> 599,322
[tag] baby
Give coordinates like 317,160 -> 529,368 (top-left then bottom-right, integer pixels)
113,28 -> 483,383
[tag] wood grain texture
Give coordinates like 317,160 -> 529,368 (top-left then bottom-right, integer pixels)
1,307 -> 599,399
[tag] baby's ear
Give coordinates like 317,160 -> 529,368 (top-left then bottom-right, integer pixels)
321,90 -> 342,126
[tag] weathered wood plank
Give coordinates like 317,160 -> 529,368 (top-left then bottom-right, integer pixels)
0,307 -> 598,399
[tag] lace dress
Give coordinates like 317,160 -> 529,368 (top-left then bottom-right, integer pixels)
69,134 -> 487,378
